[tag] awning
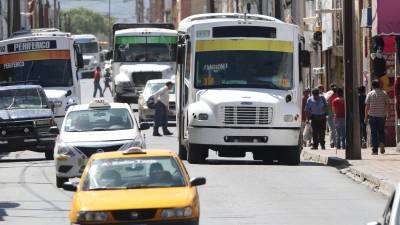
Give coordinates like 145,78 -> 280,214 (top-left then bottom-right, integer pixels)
372,0 -> 400,36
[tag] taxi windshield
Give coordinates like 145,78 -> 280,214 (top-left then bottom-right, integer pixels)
81,156 -> 186,191
64,108 -> 134,132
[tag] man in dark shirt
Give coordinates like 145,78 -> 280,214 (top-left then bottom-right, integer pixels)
358,86 -> 367,148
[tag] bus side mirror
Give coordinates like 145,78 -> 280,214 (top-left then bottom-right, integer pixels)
177,44 -> 185,65
77,53 -> 84,69
300,50 -> 311,67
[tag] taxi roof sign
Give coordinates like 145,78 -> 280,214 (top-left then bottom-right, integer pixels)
89,99 -> 111,109
122,147 -> 146,155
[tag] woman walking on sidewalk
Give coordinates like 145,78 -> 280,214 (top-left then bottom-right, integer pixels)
332,88 -> 345,149
305,88 -> 328,150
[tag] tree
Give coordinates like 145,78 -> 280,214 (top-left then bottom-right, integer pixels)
60,7 -> 116,37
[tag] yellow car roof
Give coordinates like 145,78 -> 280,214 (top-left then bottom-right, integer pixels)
89,149 -> 178,160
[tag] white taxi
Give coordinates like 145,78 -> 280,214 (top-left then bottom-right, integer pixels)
53,99 -> 150,188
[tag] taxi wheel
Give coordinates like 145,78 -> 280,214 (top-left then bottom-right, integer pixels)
188,144 -> 207,164
178,145 -> 188,160
45,150 -> 54,160
56,176 -> 68,188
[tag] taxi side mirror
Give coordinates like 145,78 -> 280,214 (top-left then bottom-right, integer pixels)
62,181 -> 78,192
139,122 -> 150,130
190,177 -> 206,187
49,126 -> 60,135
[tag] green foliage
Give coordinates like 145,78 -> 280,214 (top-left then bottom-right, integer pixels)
60,7 -> 115,36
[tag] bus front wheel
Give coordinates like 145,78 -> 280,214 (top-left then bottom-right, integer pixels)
188,144 -> 207,164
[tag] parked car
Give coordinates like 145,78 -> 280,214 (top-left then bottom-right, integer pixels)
138,79 -> 176,123
53,99 -> 150,188
368,184 -> 400,225
0,85 -> 57,159
62,147 -> 206,225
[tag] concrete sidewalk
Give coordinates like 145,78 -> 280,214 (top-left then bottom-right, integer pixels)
302,145 -> 400,196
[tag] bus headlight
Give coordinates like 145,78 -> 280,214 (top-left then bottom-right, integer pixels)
50,100 -> 63,108
284,115 -> 294,122
198,113 -> 209,121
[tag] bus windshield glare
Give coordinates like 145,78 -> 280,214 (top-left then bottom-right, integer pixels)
0,59 -> 73,87
114,36 -> 177,62
195,50 -> 293,90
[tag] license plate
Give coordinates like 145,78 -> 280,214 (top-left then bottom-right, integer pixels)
24,139 -> 36,142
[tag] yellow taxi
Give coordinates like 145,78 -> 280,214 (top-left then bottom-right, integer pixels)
62,147 -> 206,225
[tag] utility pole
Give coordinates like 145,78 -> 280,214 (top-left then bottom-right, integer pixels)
343,0 -> 361,159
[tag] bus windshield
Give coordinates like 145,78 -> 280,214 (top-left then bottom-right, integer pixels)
0,59 -> 73,87
195,51 -> 293,90
114,36 -> 176,62
78,42 -> 99,54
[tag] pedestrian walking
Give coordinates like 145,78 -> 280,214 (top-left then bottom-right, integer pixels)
365,79 -> 390,155
93,66 -> 103,98
302,88 -> 311,147
305,88 -> 328,150
324,83 -> 338,148
358,86 -> 367,148
152,81 -> 174,136
332,88 -> 345,149
103,67 -> 112,95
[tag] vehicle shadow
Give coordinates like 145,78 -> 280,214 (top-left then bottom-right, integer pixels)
203,159 -> 325,167
0,158 -> 47,163
0,202 -> 20,221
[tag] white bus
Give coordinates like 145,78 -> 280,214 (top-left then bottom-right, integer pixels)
176,13 -> 310,164
112,25 -> 177,103
0,29 -> 84,127
72,34 -> 100,78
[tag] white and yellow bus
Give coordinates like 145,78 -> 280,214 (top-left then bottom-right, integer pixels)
0,29 -> 84,126
176,13 -> 310,164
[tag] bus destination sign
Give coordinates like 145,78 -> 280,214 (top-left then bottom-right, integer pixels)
7,40 -> 57,53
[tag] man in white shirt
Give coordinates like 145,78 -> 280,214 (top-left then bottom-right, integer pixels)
152,81 -> 173,136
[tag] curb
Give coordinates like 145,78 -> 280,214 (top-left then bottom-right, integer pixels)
301,149 -> 395,197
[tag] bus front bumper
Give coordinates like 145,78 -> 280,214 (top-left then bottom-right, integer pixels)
188,126 -> 300,146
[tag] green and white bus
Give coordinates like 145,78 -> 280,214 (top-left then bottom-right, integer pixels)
111,26 -> 177,103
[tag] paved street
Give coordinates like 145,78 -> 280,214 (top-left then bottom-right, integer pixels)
0,79 -> 389,225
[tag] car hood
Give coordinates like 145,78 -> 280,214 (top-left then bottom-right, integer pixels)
0,108 -> 53,121
44,88 -> 70,100
75,187 -> 195,211
61,129 -> 138,143
120,64 -> 172,74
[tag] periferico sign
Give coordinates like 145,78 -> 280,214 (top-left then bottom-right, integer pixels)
7,40 -> 57,53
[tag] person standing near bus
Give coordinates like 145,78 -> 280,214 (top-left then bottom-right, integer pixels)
93,66 -> 103,98
306,88 -> 328,150
152,81 -> 174,136
103,67 -> 112,96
